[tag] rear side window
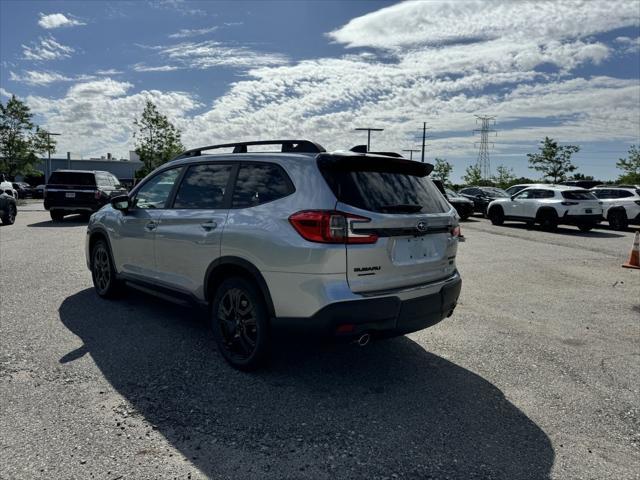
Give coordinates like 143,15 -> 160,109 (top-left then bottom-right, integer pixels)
232,163 -> 294,208
48,172 -> 96,186
173,163 -> 233,209
616,190 -> 634,198
320,164 -> 449,214
562,190 -> 597,200
591,189 -> 610,199
96,173 -> 112,187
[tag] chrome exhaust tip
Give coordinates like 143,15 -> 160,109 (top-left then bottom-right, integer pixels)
356,333 -> 371,347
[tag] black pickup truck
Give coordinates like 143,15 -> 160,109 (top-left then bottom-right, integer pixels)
44,170 -> 127,221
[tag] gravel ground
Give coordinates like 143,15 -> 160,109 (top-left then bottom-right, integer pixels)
1,206 -> 638,480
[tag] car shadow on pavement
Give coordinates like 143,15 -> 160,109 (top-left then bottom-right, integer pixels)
59,289 -> 554,479
499,222 -> 624,238
27,216 -> 89,227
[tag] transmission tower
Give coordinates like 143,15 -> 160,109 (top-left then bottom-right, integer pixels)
473,115 -> 497,179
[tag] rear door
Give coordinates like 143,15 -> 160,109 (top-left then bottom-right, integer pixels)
318,156 -> 458,293
154,162 -> 234,292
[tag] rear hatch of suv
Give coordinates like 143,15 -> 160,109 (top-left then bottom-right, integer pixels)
46,171 -> 97,207
317,154 -> 458,293
561,190 -> 602,216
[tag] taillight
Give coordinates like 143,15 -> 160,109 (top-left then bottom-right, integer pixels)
288,210 -> 377,244
561,201 -> 579,206
94,190 -> 102,200
450,225 -> 461,237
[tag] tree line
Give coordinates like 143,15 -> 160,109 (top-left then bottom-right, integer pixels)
2,95 -> 639,187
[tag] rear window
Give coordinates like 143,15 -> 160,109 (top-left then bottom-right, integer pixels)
318,157 -> 449,214
48,172 -> 95,186
562,190 -> 597,200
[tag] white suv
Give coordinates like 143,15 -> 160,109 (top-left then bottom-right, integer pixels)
591,186 -> 640,230
487,185 -> 603,231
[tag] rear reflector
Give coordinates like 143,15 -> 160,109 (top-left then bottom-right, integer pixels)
336,324 -> 355,334
288,210 -> 378,244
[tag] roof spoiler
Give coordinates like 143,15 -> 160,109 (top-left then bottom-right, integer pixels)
318,153 -> 433,177
173,140 -> 326,159
349,145 -> 403,158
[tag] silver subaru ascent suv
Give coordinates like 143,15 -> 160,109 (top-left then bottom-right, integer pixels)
86,140 -> 462,369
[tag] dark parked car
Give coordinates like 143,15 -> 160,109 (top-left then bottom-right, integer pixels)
431,179 -> 474,220
458,186 -> 510,216
0,191 -> 17,225
34,184 -> 45,199
13,182 -> 34,198
44,170 -> 127,221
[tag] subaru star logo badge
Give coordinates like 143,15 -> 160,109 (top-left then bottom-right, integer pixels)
416,221 -> 428,232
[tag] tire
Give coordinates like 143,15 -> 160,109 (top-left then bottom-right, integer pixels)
608,210 -> 628,231
50,210 -> 65,222
488,206 -> 504,226
90,239 -> 122,299
211,277 -> 270,371
538,210 -> 558,231
578,224 -> 593,232
1,204 -> 16,225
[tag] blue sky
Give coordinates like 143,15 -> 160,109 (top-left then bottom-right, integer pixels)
1,0 -> 639,182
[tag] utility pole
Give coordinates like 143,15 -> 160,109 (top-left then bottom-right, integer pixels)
45,132 -> 61,181
473,115 -> 496,180
402,149 -> 420,160
355,127 -> 384,152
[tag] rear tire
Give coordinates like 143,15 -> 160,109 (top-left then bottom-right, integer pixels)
211,277 -> 270,371
488,206 -> 504,226
538,210 -> 558,231
1,204 -> 16,225
50,210 -> 65,222
91,240 -> 122,298
608,210 -> 628,231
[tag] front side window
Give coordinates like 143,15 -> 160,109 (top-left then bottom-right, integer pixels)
515,189 -> 535,199
133,168 -> 182,209
232,163 -> 294,208
173,163 -> 233,209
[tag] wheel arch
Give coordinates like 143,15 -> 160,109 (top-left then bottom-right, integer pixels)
606,206 -> 626,219
88,228 -> 118,273
535,206 -> 558,220
204,257 -> 276,319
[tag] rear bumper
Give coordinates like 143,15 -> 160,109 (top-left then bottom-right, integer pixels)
561,213 -> 603,225
44,199 -> 106,212
272,273 -> 462,338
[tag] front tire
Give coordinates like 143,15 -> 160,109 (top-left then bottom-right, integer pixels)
608,210 -> 628,231
211,277 -> 270,371
50,210 -> 65,222
1,204 -> 16,225
488,206 -> 504,225
91,240 -> 121,298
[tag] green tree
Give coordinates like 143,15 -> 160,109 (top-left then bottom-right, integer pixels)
133,100 -> 184,177
432,158 -> 453,185
0,95 -> 55,178
616,145 -> 640,184
492,164 -> 516,189
570,173 -> 594,181
527,137 -> 579,183
462,164 -> 482,185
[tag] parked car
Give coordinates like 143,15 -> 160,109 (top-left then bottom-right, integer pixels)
505,183 -> 550,196
445,188 -> 474,220
0,191 -> 17,225
34,184 -> 45,199
590,186 -> 640,230
13,182 -> 34,198
458,186 -> 509,216
487,185 -> 603,231
0,178 -> 18,199
45,170 -> 128,221
85,140 -> 462,370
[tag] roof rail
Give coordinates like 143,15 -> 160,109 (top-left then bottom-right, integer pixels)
174,140 -> 326,159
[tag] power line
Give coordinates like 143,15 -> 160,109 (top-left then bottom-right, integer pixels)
473,115 -> 496,179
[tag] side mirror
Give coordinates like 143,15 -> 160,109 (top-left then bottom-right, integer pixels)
111,195 -> 131,212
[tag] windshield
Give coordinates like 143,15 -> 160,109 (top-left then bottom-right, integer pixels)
445,188 -> 458,198
482,187 -> 509,197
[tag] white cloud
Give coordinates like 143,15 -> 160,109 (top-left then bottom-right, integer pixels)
22,36 -> 74,61
150,0 -> 206,17
140,40 -> 289,70
9,70 -> 96,86
38,13 -> 86,29
328,0 -> 639,50
133,64 -> 181,72
169,26 -> 218,39
615,36 -> 640,54
95,69 -> 123,75
0,88 -> 11,98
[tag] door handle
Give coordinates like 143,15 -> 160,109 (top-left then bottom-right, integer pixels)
200,221 -> 218,231
145,221 -> 158,231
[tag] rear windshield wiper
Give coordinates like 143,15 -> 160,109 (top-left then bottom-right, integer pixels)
379,204 -> 423,213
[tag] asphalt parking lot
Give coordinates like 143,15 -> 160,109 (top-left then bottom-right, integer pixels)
1,204 -> 639,480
